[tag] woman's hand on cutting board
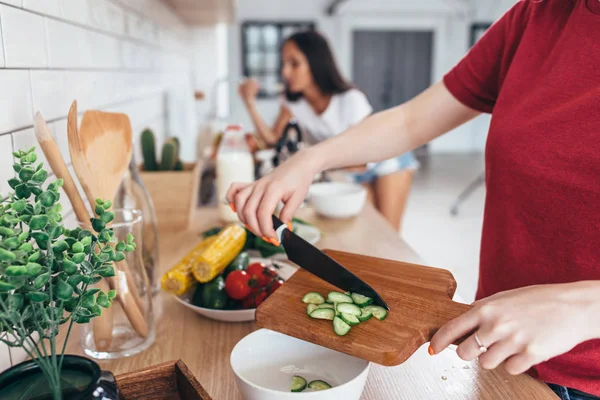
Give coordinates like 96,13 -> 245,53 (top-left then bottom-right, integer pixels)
429,282 -> 600,375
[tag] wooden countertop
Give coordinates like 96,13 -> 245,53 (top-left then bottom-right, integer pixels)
67,205 -> 558,400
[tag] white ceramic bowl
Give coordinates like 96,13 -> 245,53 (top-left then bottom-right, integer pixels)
308,182 -> 367,219
231,329 -> 370,400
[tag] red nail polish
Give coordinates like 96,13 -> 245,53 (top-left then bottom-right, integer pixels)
229,203 -> 236,212
428,345 -> 435,356
286,221 -> 293,231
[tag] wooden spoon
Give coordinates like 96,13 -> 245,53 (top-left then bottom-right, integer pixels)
68,102 -> 148,339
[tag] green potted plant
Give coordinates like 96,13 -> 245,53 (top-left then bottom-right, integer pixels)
0,147 -> 136,400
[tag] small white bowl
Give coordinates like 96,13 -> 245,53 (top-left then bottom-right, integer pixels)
308,182 -> 367,219
231,329 -> 370,400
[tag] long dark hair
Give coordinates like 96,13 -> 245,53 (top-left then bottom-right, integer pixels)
283,30 -> 352,102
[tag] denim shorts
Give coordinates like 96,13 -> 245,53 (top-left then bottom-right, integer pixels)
350,152 -> 420,184
548,384 -> 600,400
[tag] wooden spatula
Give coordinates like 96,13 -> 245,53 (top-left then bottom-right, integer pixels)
68,102 -> 148,339
256,250 -> 472,366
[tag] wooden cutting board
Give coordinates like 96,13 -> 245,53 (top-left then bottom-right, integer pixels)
255,250 -> 472,366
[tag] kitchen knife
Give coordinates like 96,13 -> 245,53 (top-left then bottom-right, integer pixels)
272,215 -> 389,310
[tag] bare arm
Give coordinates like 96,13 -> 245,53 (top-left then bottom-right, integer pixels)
244,101 -> 292,145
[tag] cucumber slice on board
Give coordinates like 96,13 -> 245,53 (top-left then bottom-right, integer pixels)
362,305 -> 388,320
306,304 -> 318,315
327,292 -> 353,304
291,375 -> 307,392
310,308 -> 335,320
302,292 -> 325,305
340,313 -> 360,326
336,302 -> 361,316
317,303 -> 334,310
333,316 -> 352,336
308,380 -> 332,391
350,292 -> 373,307
357,309 -> 373,322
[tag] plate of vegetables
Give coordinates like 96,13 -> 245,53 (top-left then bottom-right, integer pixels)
161,224 -> 298,322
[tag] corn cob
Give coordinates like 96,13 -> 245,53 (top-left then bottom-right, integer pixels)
161,236 -> 217,295
191,224 -> 246,283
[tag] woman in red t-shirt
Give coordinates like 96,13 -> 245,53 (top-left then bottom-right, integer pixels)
227,0 -> 600,398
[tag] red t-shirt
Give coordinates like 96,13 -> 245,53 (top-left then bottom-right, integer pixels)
443,0 -> 600,395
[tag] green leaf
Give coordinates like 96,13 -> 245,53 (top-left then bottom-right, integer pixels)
91,305 -> 102,317
91,219 -> 105,233
74,316 -> 91,324
48,223 -> 62,239
125,245 -> 135,253
0,280 -> 16,292
96,265 -> 115,277
48,211 -> 61,223
56,280 -> 74,300
52,240 -> 69,254
18,214 -> 32,223
63,259 -> 78,275
5,265 -> 28,276
33,272 -> 50,289
81,293 -> 96,310
38,191 -> 56,207
0,248 -> 16,262
102,200 -> 112,210
0,227 -> 14,236
24,152 -> 37,163
63,298 -> 77,312
126,233 -> 134,244
17,231 -> 28,242
113,251 -> 125,262
94,205 -> 104,216
25,263 -> 43,277
100,212 -> 114,223
31,169 -> 47,183
27,292 -> 49,302
54,179 -> 64,188
96,292 -> 110,308
76,308 -> 92,318
18,242 -> 33,252
64,237 -> 76,247
28,251 -> 41,263
86,288 -> 101,295
81,260 -> 93,273
2,237 -> 20,250
95,199 -> 104,206
30,187 -> 43,197
115,242 -> 126,252
18,167 -> 34,182
107,290 -> 117,300
66,275 -> 84,288
36,162 -> 43,172
8,294 -> 23,310
12,151 -> 21,158
87,276 -> 102,285
15,184 -> 31,199
77,229 -> 92,240
72,242 -> 84,253
98,253 -> 110,262
31,232 -> 50,249
11,200 -> 26,213
33,201 -> 42,215
71,253 -> 85,264
12,164 -> 22,173
29,215 -> 49,230
8,178 -> 20,190
80,236 -> 92,247
99,231 -> 111,243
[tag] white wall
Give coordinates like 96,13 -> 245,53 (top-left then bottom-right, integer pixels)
229,0 -> 517,153
0,0 -> 199,371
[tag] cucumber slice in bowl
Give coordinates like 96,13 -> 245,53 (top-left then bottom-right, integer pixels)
302,292 -> 325,305
327,292 -> 353,304
363,305 -> 388,321
308,380 -> 332,391
310,308 -> 335,321
351,292 -> 373,307
336,303 -> 361,316
333,316 -> 351,336
340,312 -> 360,326
306,304 -> 318,315
357,309 -> 372,322
291,375 -> 307,392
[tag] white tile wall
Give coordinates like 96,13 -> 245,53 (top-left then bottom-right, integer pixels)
0,18 -> 5,67
60,0 -> 90,26
30,70 -> 70,121
45,18 -> 91,68
0,0 -> 21,7
22,0 -> 61,18
0,70 -> 33,134
0,5 -> 48,67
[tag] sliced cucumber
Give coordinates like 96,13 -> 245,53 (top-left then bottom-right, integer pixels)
317,303 -> 334,310
333,316 -> 351,336
308,380 -> 332,391
340,312 -> 360,326
351,292 -> 373,307
291,375 -> 307,392
310,308 -> 335,320
336,303 -> 361,316
363,305 -> 388,321
327,292 -> 353,304
357,309 -> 373,322
302,292 -> 325,305
306,304 -> 318,316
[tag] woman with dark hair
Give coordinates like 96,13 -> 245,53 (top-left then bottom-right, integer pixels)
230,1 -> 600,399
238,30 -> 418,232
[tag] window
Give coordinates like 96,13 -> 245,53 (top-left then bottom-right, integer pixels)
241,21 -> 315,98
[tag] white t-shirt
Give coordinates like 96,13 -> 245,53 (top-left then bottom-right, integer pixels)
282,89 -> 372,145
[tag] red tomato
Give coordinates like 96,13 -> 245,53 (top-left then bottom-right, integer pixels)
267,279 -> 284,295
246,263 -> 275,287
225,270 -> 252,300
242,289 -> 268,309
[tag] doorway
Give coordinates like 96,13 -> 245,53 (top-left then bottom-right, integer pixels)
352,30 -> 434,155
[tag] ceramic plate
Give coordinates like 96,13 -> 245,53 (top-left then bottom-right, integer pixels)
173,258 -> 298,322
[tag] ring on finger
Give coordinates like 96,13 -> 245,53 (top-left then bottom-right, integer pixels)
474,332 -> 488,354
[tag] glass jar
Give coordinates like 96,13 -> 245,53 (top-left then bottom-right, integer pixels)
80,209 -> 155,360
114,154 -> 160,295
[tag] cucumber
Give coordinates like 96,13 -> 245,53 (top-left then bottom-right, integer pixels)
340,313 -> 360,326
306,304 -> 318,315
200,276 -> 227,309
334,303 -> 341,317
308,380 -> 332,391
351,292 -> 373,307
317,303 -> 334,310
291,375 -> 307,392
357,309 -> 373,322
327,292 -> 353,304
363,305 -> 388,321
310,308 -> 335,321
333,316 -> 351,336
336,303 -> 361,316
302,292 -> 325,305
223,251 -> 249,278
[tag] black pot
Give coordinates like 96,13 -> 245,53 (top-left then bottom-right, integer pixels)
0,355 -> 118,400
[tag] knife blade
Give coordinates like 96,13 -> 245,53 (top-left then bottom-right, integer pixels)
272,215 -> 389,310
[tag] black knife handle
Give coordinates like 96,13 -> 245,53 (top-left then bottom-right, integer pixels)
271,215 -> 284,230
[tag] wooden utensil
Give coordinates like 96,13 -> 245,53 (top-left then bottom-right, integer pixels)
67,102 -> 149,339
256,250 -> 472,366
